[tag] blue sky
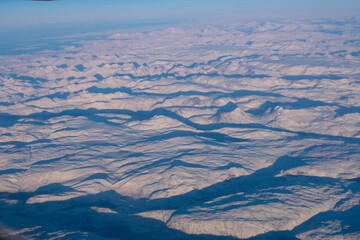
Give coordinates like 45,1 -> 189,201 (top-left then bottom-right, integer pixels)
0,0 -> 359,30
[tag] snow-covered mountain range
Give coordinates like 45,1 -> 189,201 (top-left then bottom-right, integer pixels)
0,19 -> 359,239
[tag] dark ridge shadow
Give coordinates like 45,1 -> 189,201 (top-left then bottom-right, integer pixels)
330,50 -> 347,56
93,74 -> 104,80
8,74 -> 47,88
1,107 -> 359,144
246,99 -> 360,118
350,51 -> 360,57
246,98 -> 332,116
131,62 -> 140,68
0,139 -> 51,148
281,75 -> 342,80
214,102 -> 238,116
0,191 -> 240,240
245,231 -> 300,240
0,191 -> 36,202
291,204 -> 360,237
0,102 -> 13,106
103,150 -> 145,159
0,169 -> 27,176
336,106 -> 360,116
56,64 -> 68,69
74,64 -> 86,71
53,127 -> 78,133
31,153 -> 76,165
81,173 -> 110,182
87,86 -> 133,94
86,86 -> 281,99
318,29 -> 344,35
206,55 -> 231,65
0,183 -> 75,203
113,72 -> 270,82
163,55 -> 259,73
214,162 -> 250,171
35,183 -> 74,195
25,92 -> 70,102
134,130 -> 248,145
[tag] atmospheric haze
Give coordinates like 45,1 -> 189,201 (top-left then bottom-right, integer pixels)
0,0 -> 359,240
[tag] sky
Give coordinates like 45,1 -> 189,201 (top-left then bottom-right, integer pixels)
0,0 -> 359,29
0,0 -> 359,48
